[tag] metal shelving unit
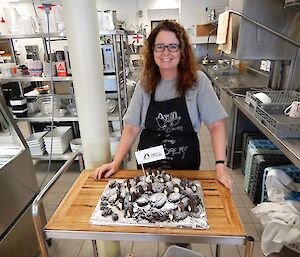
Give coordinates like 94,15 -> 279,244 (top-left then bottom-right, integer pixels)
0,76 -> 73,82
0,32 -> 66,40
30,149 -> 75,161
0,30 -> 128,161
234,97 -> 300,169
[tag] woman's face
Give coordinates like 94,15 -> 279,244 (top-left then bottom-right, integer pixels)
153,30 -> 181,74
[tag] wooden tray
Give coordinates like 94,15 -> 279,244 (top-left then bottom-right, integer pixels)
45,170 -> 245,239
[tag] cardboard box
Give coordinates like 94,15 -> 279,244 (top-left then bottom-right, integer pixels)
196,24 -> 217,36
54,82 -> 72,95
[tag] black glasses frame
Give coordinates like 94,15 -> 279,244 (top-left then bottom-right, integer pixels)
153,44 -> 181,53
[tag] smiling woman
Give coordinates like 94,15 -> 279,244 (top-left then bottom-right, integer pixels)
94,19 -> 233,192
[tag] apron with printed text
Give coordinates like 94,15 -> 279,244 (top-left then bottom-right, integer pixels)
137,90 -> 200,170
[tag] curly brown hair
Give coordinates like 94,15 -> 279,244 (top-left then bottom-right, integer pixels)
140,20 -> 199,95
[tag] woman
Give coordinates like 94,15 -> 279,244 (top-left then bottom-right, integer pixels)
94,20 -> 233,191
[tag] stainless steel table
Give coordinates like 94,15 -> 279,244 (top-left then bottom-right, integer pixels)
233,97 -> 300,168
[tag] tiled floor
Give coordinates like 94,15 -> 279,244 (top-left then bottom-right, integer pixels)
33,124 -> 298,257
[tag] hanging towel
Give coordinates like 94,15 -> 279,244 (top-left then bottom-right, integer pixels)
216,11 -> 233,54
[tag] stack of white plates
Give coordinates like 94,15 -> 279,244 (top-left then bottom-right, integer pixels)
44,126 -> 73,154
26,131 -> 47,156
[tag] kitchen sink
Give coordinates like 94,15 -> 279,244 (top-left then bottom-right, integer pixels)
208,64 -> 240,76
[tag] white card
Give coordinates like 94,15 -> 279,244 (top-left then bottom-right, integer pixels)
135,145 -> 166,164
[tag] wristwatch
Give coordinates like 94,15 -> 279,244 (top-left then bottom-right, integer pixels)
215,160 -> 225,165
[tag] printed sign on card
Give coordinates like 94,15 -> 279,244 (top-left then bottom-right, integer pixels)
135,145 -> 166,165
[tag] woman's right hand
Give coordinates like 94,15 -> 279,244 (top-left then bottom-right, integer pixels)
93,162 -> 119,180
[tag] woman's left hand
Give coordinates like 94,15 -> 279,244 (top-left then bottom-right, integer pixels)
216,164 -> 233,192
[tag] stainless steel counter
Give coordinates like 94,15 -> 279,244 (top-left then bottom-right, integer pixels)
234,97 -> 300,169
201,64 -> 269,94
202,64 -> 300,169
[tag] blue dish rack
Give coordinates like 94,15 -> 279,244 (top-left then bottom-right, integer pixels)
261,164 -> 300,203
243,139 -> 282,193
247,154 -> 290,205
240,132 -> 266,174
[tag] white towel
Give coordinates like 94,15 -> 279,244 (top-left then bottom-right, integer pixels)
216,11 -> 230,44
252,201 -> 300,256
216,11 -> 233,54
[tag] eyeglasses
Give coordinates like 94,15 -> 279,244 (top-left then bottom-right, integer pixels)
153,43 -> 180,53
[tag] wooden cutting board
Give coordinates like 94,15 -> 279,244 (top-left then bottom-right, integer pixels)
45,170 -> 245,237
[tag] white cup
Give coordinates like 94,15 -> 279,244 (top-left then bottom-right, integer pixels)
284,101 -> 300,118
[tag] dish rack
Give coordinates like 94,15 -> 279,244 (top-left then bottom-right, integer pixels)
243,139 -> 282,193
245,90 -> 300,109
286,243 -> 300,254
247,154 -> 290,204
255,104 -> 300,138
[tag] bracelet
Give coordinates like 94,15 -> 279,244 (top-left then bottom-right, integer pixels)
215,160 -> 225,165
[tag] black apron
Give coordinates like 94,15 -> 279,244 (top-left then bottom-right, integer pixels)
137,90 -> 200,170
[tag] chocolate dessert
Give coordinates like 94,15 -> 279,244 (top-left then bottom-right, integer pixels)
90,169 -> 208,229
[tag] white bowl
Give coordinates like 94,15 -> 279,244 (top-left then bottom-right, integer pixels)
70,138 -> 82,152
253,92 -> 272,104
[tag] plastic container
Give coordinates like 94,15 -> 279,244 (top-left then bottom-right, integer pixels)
163,246 -> 203,257
255,104 -> 300,138
37,95 -> 61,115
245,90 -> 300,109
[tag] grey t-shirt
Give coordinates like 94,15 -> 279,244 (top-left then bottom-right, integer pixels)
123,71 -> 227,132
